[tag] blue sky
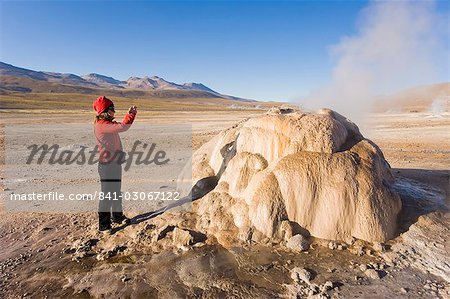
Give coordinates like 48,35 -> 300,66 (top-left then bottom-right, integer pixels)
0,1 -> 448,101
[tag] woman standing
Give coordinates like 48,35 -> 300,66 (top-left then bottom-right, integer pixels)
93,96 -> 137,232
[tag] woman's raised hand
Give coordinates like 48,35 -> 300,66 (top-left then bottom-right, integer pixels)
128,105 -> 137,114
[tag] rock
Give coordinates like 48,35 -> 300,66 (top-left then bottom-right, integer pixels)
180,109 -> 402,244
337,244 -> 345,250
144,223 -> 156,231
320,281 -> 334,292
62,247 -> 75,254
96,245 -> 127,261
286,234 -> 309,252
400,287 -> 409,293
65,238 -> 98,259
328,241 -> 338,250
291,267 -> 313,284
238,226 -> 253,243
278,220 -> 294,241
372,242 -> 385,252
155,224 -> 175,241
359,264 -> 368,272
308,283 -> 320,295
364,269 -> 381,279
345,236 -> 356,245
172,227 -> 194,247
349,245 -> 364,256
193,242 -> 206,248
96,252 -> 108,261
251,230 -> 266,243
383,212 -> 450,282
71,251 -> 87,262
120,276 -> 131,283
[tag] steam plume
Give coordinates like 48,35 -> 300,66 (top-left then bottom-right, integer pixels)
304,1 -> 448,120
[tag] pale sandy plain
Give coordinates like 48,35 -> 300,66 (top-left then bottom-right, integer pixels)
0,102 -> 449,298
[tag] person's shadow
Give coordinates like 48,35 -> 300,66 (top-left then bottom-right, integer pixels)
111,137 -> 238,234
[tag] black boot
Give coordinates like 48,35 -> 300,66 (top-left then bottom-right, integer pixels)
112,212 -> 129,225
98,212 -> 112,231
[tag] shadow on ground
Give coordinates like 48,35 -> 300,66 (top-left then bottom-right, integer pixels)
112,139 -> 239,234
392,168 -> 449,234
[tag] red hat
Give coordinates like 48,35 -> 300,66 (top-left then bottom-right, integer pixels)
93,96 -> 114,115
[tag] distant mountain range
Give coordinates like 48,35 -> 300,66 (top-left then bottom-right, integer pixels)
0,62 -> 249,101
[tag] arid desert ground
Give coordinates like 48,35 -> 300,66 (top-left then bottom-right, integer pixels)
0,89 -> 449,299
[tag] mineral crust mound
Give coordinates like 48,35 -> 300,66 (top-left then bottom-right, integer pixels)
179,107 -> 402,244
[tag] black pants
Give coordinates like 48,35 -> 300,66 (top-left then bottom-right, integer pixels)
98,161 -> 123,227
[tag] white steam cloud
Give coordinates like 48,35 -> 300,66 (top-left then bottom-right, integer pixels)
429,95 -> 449,115
304,1 -> 448,120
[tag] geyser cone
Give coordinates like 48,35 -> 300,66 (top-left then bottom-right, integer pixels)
179,107 -> 402,243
